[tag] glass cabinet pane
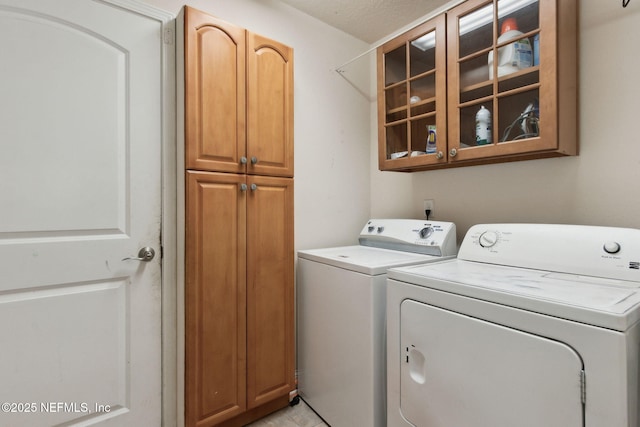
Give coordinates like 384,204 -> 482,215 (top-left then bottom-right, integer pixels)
385,45 -> 406,86
497,0 -> 539,34
492,0 -> 539,79
385,85 -> 407,122
410,74 -> 435,116
458,3 -> 493,59
410,31 -> 436,77
410,117 -> 437,155
386,123 -> 408,159
498,89 -> 539,143
459,55 -> 491,90
460,103 -> 494,148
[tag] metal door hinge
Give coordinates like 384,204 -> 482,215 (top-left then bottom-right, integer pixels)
580,370 -> 586,404
163,27 -> 174,45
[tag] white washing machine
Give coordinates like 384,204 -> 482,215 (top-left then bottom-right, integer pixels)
387,223 -> 640,427
297,219 -> 457,427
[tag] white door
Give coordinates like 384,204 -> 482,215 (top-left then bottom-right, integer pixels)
0,1 -> 169,425
400,299 -> 584,427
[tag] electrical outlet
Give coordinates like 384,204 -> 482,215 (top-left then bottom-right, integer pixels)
423,199 -> 435,218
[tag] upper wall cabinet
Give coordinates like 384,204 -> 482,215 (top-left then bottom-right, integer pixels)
184,7 -> 294,177
377,0 -> 577,172
377,14 -> 447,171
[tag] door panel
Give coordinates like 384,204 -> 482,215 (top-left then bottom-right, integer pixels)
246,176 -> 295,408
0,0 -> 165,425
400,299 -> 584,427
247,34 -> 294,177
184,6 -> 246,174
185,171 -> 247,426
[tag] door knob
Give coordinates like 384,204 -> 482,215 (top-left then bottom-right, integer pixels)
122,247 -> 155,262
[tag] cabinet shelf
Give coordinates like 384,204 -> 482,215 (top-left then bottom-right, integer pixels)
386,95 -> 437,116
458,66 -> 537,95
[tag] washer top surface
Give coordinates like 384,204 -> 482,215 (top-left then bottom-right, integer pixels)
388,223 -> 640,331
298,219 -> 457,275
298,245 -> 443,275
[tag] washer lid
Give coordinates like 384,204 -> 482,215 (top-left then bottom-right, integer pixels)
388,260 -> 640,331
298,245 -> 443,275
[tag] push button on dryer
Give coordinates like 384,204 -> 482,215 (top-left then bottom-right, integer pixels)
603,241 -> 621,254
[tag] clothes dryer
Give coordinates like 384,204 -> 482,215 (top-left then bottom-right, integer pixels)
387,223 -> 640,427
297,219 -> 457,427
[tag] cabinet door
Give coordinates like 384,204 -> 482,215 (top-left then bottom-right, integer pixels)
185,171 -> 247,426
247,33 -> 294,177
246,176 -> 295,408
377,14 -> 447,171
184,7 -> 247,173
446,0 -> 576,163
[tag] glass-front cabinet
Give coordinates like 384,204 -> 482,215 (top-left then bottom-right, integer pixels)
377,0 -> 577,171
377,14 -> 447,170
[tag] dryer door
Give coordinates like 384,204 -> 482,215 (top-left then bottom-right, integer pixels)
400,299 -> 584,427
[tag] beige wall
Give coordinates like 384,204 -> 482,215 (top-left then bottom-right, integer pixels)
370,1 -> 640,243
146,0 -> 640,250
143,0 -> 373,250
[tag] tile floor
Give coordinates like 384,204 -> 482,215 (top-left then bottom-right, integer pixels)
245,398 -> 329,427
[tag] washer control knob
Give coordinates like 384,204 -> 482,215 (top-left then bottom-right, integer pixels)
603,241 -> 621,254
479,231 -> 499,248
368,225 -> 375,232
419,226 -> 434,239
377,226 -> 384,233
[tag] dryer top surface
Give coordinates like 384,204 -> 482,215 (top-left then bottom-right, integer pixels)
389,259 -> 640,331
388,223 -> 640,331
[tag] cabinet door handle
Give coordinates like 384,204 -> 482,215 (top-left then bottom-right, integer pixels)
436,151 -> 444,159
250,183 -> 258,191
240,156 -> 248,165
251,156 -> 259,165
240,183 -> 248,192
449,148 -> 458,157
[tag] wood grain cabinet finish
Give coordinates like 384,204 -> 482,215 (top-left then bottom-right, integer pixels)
377,0 -> 577,171
182,6 -> 295,427
184,6 -> 293,177
185,171 -> 247,427
247,34 -> 294,178
246,175 -> 295,410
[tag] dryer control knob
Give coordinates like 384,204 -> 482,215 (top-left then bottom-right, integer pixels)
479,231 -> 499,248
603,241 -> 621,254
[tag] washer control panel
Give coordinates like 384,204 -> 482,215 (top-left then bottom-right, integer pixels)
359,219 -> 457,257
459,223 -> 640,282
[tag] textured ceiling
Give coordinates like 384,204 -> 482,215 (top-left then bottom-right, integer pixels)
279,0 -> 451,43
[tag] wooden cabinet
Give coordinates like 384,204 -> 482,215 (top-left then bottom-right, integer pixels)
184,6 -> 293,177
377,14 -> 447,171
245,175 -> 295,409
185,172 -> 294,427
377,0 -> 577,171
182,6 -> 295,427
246,33 -> 294,178
185,172 -> 247,426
